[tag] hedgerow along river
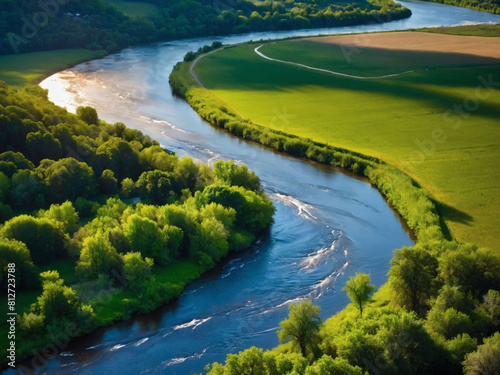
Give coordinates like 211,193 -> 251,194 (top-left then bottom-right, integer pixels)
9,2 -> 497,374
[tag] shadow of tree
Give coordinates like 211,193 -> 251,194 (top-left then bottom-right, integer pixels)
434,200 -> 474,241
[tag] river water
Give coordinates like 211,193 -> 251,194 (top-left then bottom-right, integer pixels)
8,2 -> 499,374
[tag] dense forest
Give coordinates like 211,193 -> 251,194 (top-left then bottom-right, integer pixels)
422,0 -> 500,14
169,48 -> 500,375
0,80 -> 275,369
0,0 -> 411,55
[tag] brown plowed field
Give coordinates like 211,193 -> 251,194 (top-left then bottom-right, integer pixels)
307,31 -> 500,60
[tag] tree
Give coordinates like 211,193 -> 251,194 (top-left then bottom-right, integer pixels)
197,185 -> 274,233
199,203 -> 236,232
120,177 -> 136,198
34,273 -> 94,328
122,214 -> 165,263
99,169 -> 118,194
342,272 -> 375,317
0,202 -> 13,222
135,169 -> 180,205
334,329 -> 381,369
190,218 -> 229,262
122,252 -> 153,291
305,355 -> 363,375
388,245 -> 439,315
40,270 -> 61,285
375,308 -> 438,373
37,158 -> 97,203
463,332 -> 500,375
96,197 -> 127,219
139,145 -> 177,172
76,106 -> 99,125
0,238 -> 38,289
10,169 -> 43,208
0,161 -> 18,178
274,352 -> 309,374
214,160 -> 261,192
174,157 -> 199,192
0,171 -> 10,202
277,300 -> 322,358
25,131 -> 63,163
77,230 -> 122,279
426,306 -> 472,340
0,151 -> 34,170
184,51 -> 197,62
480,290 -> 500,327
446,334 -> 478,371
438,244 -> 500,299
39,201 -> 79,234
223,347 -> 267,375
1,215 -> 67,265
159,204 -> 196,255
96,137 -> 140,181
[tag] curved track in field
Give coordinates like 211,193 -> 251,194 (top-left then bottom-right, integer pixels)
254,44 -> 415,79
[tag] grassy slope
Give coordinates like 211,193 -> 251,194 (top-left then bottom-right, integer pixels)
0,49 -> 107,87
101,0 -> 161,18
194,35 -> 500,254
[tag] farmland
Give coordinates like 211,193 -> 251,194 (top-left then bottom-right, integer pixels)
193,31 -> 500,253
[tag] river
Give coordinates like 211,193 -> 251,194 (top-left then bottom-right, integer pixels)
9,1 -> 500,374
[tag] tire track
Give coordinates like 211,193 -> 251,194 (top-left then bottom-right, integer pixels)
254,44 -> 415,80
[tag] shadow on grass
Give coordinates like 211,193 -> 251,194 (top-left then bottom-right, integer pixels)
434,200 -> 474,241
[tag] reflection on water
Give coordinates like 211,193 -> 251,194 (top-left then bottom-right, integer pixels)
9,2 -> 498,374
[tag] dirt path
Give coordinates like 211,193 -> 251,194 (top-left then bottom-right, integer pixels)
189,50 -> 221,89
254,45 -> 415,79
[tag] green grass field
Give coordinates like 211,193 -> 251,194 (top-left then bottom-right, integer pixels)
420,23 -> 500,37
0,49 -> 107,87
102,0 -> 160,18
194,35 -> 500,254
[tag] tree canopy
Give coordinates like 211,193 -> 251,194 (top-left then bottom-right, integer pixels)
0,80 -> 275,369
277,300 -> 322,358
342,272 -> 375,317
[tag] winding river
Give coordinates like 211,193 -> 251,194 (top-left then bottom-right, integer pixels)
7,2 -> 500,374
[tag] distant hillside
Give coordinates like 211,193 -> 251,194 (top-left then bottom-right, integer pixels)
0,0 -> 411,55
422,0 -> 500,13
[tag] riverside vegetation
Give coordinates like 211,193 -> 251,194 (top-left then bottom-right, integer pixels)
168,29 -> 500,374
421,0 -> 500,14
0,81 -> 275,370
